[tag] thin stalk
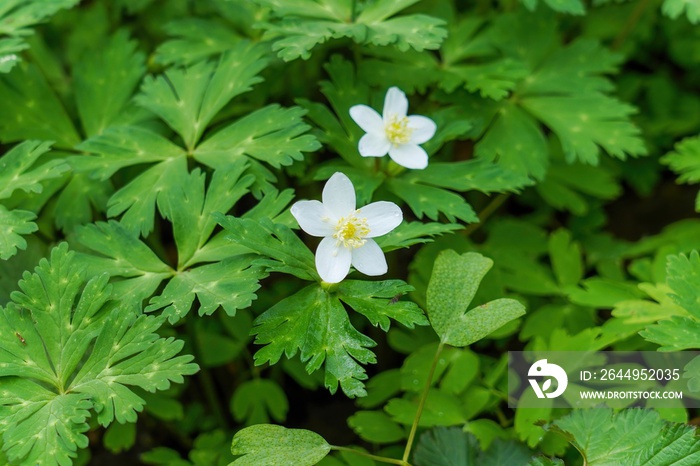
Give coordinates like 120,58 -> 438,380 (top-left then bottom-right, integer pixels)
402,341 -> 445,464
612,0 -> 653,50
185,318 -> 229,429
331,446 -> 406,465
463,193 -> 510,237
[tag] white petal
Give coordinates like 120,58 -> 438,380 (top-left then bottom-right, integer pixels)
358,201 -> 402,238
388,144 -> 429,169
351,239 -> 387,276
407,115 -> 436,144
322,172 -> 356,216
350,105 -> 383,133
290,200 -> 335,237
383,86 -> 408,120
358,132 -> 391,157
316,236 -> 352,283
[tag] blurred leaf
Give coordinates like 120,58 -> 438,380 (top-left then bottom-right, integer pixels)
231,379 -> 289,425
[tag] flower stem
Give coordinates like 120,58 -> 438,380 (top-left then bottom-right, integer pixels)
612,0 -> 652,50
463,192 -> 509,237
402,341 -> 445,464
185,318 -> 229,429
331,446 -> 408,465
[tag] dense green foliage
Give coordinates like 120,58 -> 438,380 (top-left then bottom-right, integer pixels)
1,0 -> 700,465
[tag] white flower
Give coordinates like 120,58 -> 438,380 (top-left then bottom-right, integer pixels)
349,86 -> 436,170
291,172 -> 402,283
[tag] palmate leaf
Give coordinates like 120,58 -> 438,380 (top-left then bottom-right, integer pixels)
0,244 -> 198,466
251,285 -> 377,397
136,41 -> 268,150
251,0 -> 446,61
74,166 -> 267,323
541,409 -> 700,465
471,11 -> 646,179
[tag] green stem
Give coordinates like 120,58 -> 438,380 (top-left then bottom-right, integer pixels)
612,0 -> 652,50
402,341 -> 445,464
186,318 -> 229,429
463,193 -> 510,237
331,446 -> 407,465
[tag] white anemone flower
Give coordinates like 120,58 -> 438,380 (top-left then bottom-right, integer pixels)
291,172 -> 402,283
349,86 -> 436,169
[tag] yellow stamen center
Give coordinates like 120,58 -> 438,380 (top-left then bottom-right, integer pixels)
333,210 -> 370,249
385,115 -> 413,146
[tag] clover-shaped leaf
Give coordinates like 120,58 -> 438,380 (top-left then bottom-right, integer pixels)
426,250 -> 525,346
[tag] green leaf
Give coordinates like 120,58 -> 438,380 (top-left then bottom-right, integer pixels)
426,250 -> 526,346
640,316 -> 700,350
158,163 -> 253,268
0,206 -> 37,260
387,178 -> 478,224
386,389 -> 467,427
193,105 -> 321,169
543,409 -> 700,465
413,427 -> 531,466
521,0 -> 584,15
251,285 -> 376,397
155,19 -> 243,66
74,127 -> 189,236
337,280 -> 428,331
136,41 -> 268,149
662,135 -> 700,211
0,244 -> 198,465
474,103 -> 549,179
548,229 -> 583,288
521,93 -> 646,166
73,220 -> 172,305
0,140 -> 68,200
216,215 -> 317,281
252,0 -> 446,61
231,379 -> 289,426
666,250 -> 700,318
73,30 -> 145,137
0,62 -> 80,147
145,258 -> 265,323
0,0 -> 80,73
230,425 -> 330,465
662,0 -> 700,23
375,222 -> 463,252
103,422 -> 136,454
347,411 -> 405,444
536,156 -> 621,216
